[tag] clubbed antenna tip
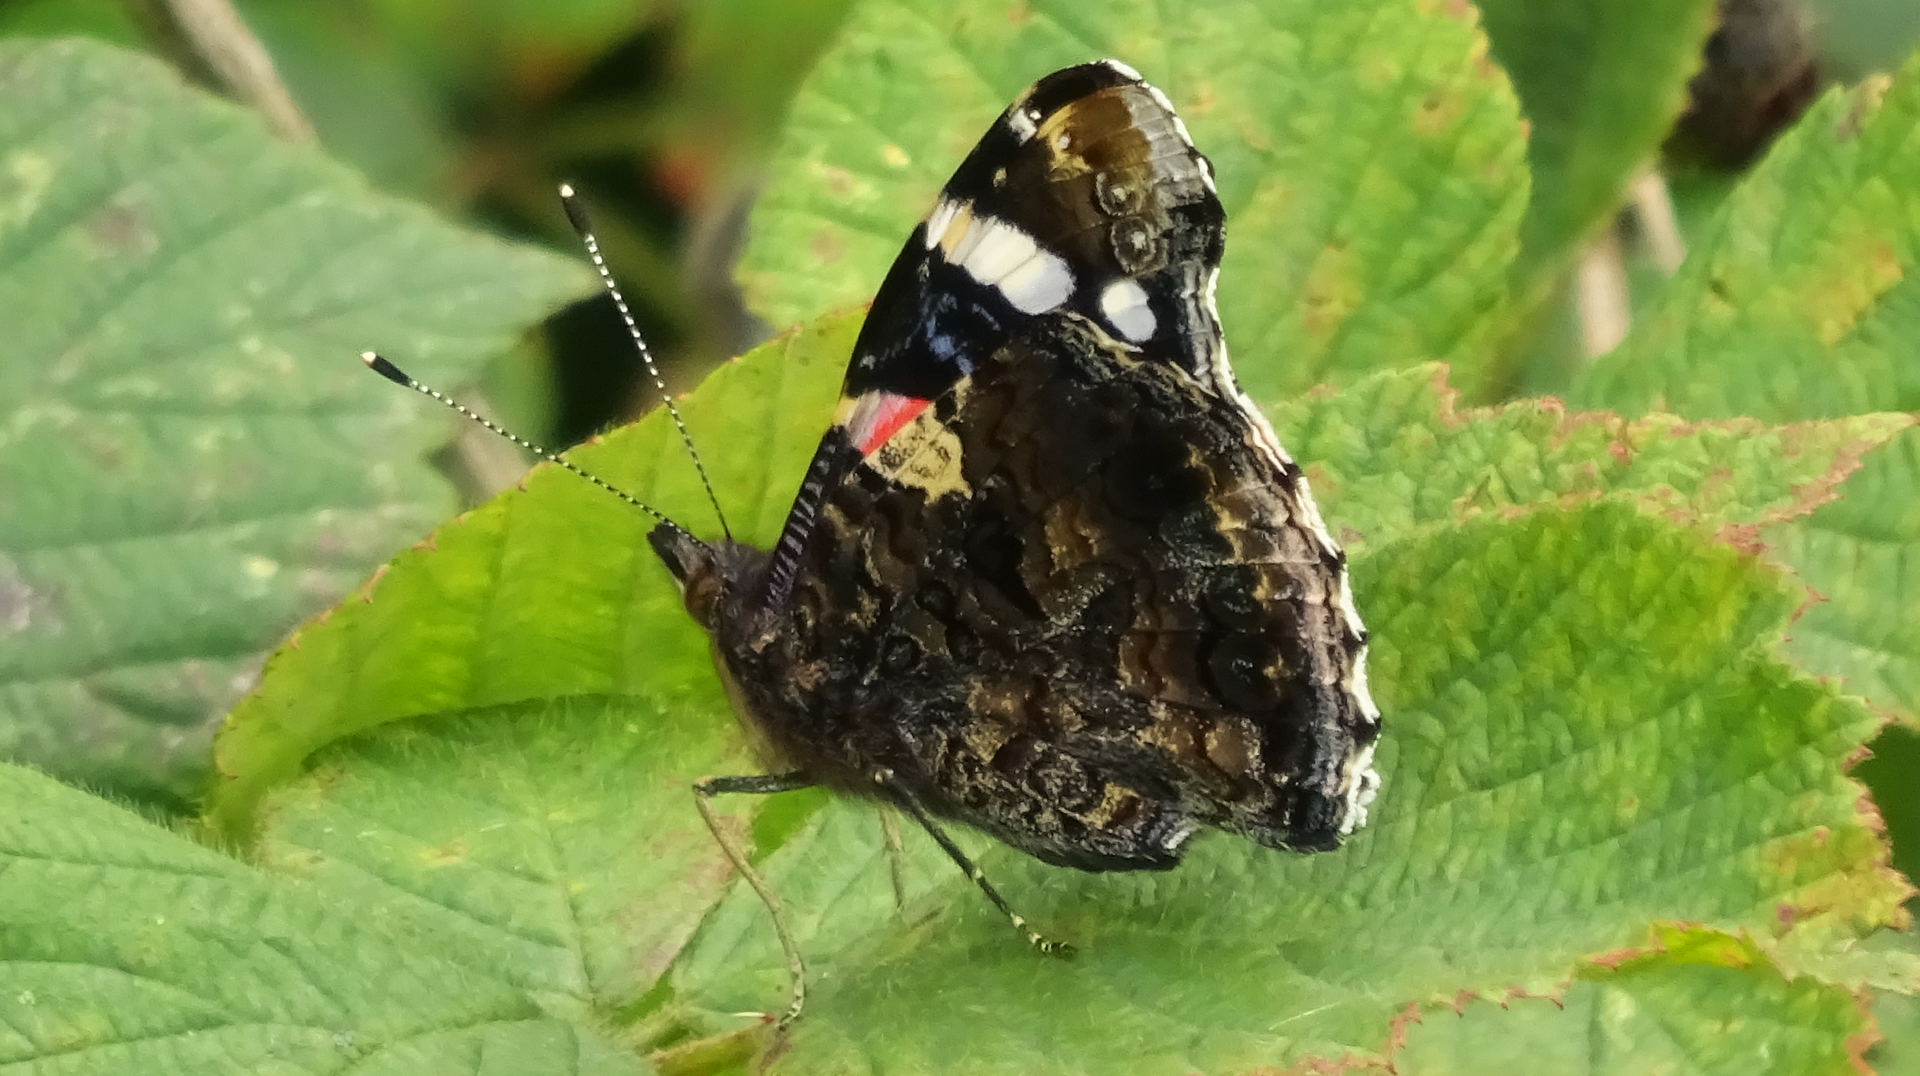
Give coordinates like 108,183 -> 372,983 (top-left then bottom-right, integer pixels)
361,350 -> 410,386
557,181 -> 734,543
557,182 -> 592,237
356,347 -> 696,540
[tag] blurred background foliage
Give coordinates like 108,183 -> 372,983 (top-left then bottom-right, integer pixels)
2,0 -> 864,449
1,0 -> 1911,462
4,0 -> 1919,917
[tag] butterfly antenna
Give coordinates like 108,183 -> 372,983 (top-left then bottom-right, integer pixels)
558,183 -> 734,544
360,351 -> 699,541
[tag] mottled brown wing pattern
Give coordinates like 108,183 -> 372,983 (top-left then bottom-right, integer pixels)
733,313 -> 1378,869
652,59 -> 1379,875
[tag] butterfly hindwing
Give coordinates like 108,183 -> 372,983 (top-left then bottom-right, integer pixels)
788,310 -> 1376,865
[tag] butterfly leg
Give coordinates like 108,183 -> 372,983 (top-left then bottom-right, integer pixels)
872,769 -> 1075,957
877,806 -> 909,912
692,772 -> 814,1027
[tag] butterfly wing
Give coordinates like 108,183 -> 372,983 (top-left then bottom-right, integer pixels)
803,311 -> 1379,866
759,60 -> 1229,614
674,61 -> 1379,871
847,60 -> 1226,402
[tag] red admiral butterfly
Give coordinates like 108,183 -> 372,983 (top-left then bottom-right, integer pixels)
369,59 -> 1380,1027
653,60 -> 1380,1020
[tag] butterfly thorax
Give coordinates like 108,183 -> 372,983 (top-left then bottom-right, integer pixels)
651,524 -> 896,787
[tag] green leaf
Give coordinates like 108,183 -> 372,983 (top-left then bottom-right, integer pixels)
1273,365 -> 1914,556
1570,57 -> 1920,725
1572,72 -> 1920,419
0,761 -> 651,1075
1763,437 -> 1920,729
238,489 -> 1896,1070
256,697 -> 742,1019
212,305 -> 1899,1071
0,39 -> 589,807
1476,0 -> 1718,285
1395,927 -> 1875,1076
735,0 -> 1529,399
1867,929 -> 1920,1075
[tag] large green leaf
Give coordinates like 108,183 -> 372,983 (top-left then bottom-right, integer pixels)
0,761 -> 652,1076
1870,930 -> 1920,1075
735,0 -> 1529,400
0,38 -> 588,807
1476,0 -> 1718,285
1394,926 -> 1874,1076
180,308 -> 1903,1071
234,494 -> 1898,1072
1572,70 -> 1920,419
256,695 -> 738,1022
1571,57 -> 1920,727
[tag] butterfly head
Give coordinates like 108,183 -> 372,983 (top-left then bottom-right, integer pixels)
648,523 -> 767,631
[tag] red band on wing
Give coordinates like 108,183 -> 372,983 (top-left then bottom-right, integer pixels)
855,394 -> 931,455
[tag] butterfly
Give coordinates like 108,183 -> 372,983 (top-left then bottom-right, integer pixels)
648,59 -> 1382,1023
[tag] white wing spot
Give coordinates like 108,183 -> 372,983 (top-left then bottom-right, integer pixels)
1102,58 -> 1143,81
947,213 -> 988,266
1099,278 -> 1156,341
996,248 -> 1075,313
957,216 -> 1035,281
951,215 -> 1074,314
